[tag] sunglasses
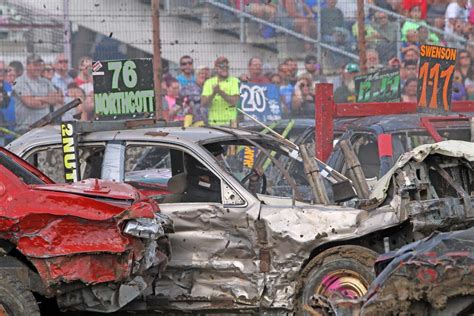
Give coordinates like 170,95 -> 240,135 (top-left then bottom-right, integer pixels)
58,59 -> 68,64
181,61 -> 193,66
44,68 -> 54,72
217,63 -> 229,69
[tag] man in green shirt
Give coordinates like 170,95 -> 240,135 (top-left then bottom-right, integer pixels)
201,56 -> 240,126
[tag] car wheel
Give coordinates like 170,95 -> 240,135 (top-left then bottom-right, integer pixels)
0,271 -> 40,316
297,245 -> 377,315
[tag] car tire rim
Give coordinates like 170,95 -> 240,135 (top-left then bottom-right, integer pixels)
316,269 -> 369,299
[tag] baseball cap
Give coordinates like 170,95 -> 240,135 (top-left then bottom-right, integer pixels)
305,54 -> 317,64
26,54 -> 43,64
344,63 -> 360,73
214,56 -> 229,67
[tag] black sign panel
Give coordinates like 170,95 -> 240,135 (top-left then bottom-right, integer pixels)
417,45 -> 457,112
60,121 -> 80,183
355,68 -> 401,103
93,59 -> 155,120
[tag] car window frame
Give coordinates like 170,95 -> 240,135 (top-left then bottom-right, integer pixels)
123,140 -> 250,208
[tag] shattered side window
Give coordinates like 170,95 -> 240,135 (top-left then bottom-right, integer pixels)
25,146 -> 105,183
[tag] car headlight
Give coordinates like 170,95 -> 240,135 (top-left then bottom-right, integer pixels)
124,216 -> 165,239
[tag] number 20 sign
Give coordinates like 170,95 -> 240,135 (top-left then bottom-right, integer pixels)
417,45 -> 457,112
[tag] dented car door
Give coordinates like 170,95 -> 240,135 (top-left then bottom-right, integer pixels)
122,140 -> 266,308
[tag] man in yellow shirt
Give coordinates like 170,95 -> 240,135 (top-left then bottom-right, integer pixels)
201,56 -> 240,126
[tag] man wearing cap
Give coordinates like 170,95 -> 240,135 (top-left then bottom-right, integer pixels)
13,54 -> 63,133
201,56 -> 240,126
334,63 -> 360,103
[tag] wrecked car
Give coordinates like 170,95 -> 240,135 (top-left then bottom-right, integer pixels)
0,147 -> 172,314
7,122 -> 474,313
243,114 -> 473,187
307,227 -> 474,316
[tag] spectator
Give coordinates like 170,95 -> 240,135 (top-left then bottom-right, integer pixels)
284,58 -> 299,85
321,0 -> 345,41
282,0 -> 317,50
400,59 -> 418,86
6,61 -> 23,85
74,56 -> 93,86
301,54 -> 327,84
366,49 -> 382,72
270,73 -> 282,86
388,57 -> 402,69
401,77 -> 418,102
403,46 -> 420,61
201,56 -> 240,126
232,0 -> 277,20
240,56 -> 270,83
402,0 -> 427,19
0,60 -> 16,136
41,63 -> 55,81
370,11 -> 400,63
277,62 -> 295,116
13,54 -> 63,133
180,66 -> 210,122
452,70 -> 468,100
445,0 -> 468,34
163,78 -> 191,122
427,0 -> 447,30
52,53 -> 73,94
417,25 -> 440,45
62,83 -> 87,121
176,55 -> 195,87
328,27 -> 355,70
374,0 -> 402,19
334,63 -> 360,103
457,50 -> 472,83
401,5 -> 439,43
291,76 -> 315,117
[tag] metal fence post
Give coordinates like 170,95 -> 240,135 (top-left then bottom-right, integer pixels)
317,1 -> 322,64
396,15 -> 401,61
239,0 -> 245,43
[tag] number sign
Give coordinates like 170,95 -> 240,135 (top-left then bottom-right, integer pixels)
355,68 -> 401,103
93,59 -> 155,120
417,45 -> 456,112
60,121 -> 80,183
239,83 -> 281,122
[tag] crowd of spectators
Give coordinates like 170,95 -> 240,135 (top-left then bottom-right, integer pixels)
2,1 -> 474,135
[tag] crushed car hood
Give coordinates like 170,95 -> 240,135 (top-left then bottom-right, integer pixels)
32,178 -> 141,202
371,140 -> 474,203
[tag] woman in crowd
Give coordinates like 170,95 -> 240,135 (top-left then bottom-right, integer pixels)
401,77 -> 418,102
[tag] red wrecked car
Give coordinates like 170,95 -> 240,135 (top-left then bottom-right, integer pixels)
0,148 -> 172,315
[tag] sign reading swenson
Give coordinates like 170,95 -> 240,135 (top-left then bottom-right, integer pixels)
93,59 -> 156,120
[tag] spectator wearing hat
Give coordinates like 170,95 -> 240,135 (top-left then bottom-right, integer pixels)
201,56 -> 240,126
13,54 -> 63,133
334,63 -> 360,103
301,54 -> 327,85
240,56 -> 270,84
52,53 -> 73,95
176,55 -> 196,87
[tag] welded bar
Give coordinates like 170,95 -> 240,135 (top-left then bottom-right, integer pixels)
300,144 -> 330,205
339,139 -> 370,199
314,83 -> 334,161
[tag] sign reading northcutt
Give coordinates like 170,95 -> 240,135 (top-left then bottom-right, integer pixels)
93,59 -> 155,120
417,45 -> 457,112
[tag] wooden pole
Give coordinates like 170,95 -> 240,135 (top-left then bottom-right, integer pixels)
152,0 -> 163,120
357,0 -> 367,74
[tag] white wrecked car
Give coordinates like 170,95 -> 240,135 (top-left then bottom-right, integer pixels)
7,124 -> 474,314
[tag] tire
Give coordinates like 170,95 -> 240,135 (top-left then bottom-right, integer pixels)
0,271 -> 40,316
296,245 -> 378,315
